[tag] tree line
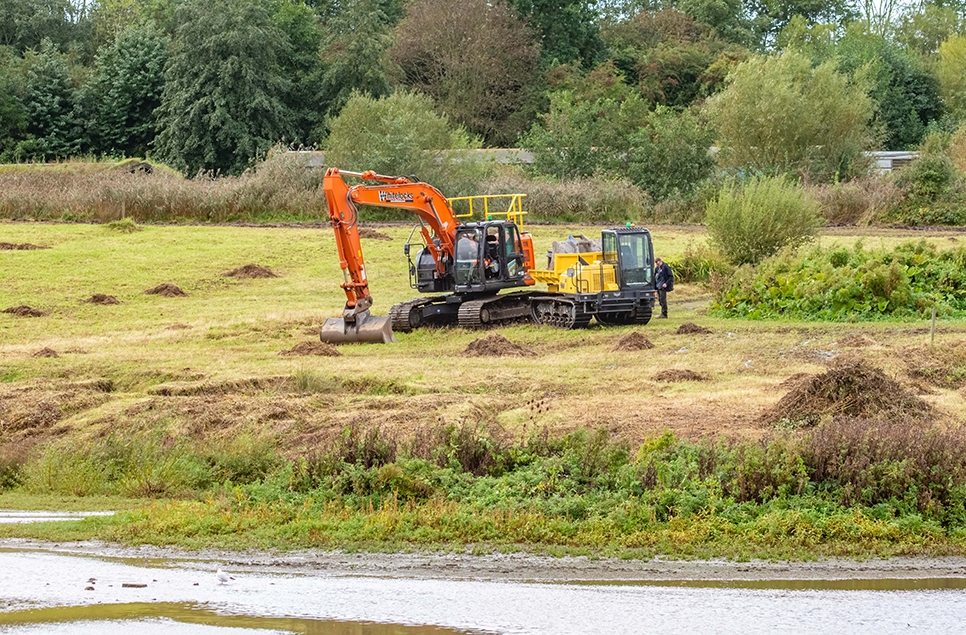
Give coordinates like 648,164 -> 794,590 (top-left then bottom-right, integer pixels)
1,0 -> 966,202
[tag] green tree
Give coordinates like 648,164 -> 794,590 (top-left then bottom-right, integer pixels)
508,0 -> 604,67
0,0 -> 86,54
270,0 -> 325,146
519,81 -> 648,179
17,38 -> 81,161
627,106 -> 716,200
603,9 -> 747,109
830,26 -> 942,150
0,47 -> 29,160
937,36 -> 966,124
323,91 -> 484,195
704,50 -> 874,182
82,23 -> 168,158
154,0 -> 297,175
895,4 -> 964,55
316,0 -> 395,136
389,0 -> 541,146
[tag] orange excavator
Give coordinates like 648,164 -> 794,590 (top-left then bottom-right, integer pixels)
319,168 -> 538,344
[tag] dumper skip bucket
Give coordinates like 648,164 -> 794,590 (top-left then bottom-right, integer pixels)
319,312 -> 396,344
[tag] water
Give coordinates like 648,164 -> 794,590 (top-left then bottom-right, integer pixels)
0,511 -> 114,524
1,548 -> 964,634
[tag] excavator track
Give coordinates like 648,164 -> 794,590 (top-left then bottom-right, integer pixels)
388,296 -> 449,332
529,296 -> 592,329
456,294 -> 534,329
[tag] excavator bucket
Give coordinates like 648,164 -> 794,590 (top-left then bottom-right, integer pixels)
319,312 -> 396,344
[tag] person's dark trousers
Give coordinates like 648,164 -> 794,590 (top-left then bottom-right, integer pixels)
657,289 -> 668,317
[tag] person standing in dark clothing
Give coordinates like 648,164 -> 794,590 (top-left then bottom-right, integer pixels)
654,257 -> 673,319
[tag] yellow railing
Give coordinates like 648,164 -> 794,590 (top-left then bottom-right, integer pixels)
450,194 -> 528,231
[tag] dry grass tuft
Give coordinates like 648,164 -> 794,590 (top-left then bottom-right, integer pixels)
166,323 -> 192,330
144,283 -> 186,297
222,264 -> 278,279
2,305 -> 47,317
279,341 -> 342,357
761,361 -> 931,427
463,333 -> 536,357
613,332 -> 655,351
84,294 -> 120,305
675,322 -> 712,335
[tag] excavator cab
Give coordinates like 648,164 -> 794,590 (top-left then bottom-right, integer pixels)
450,221 -> 527,293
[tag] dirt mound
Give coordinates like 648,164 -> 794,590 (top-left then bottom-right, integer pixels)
463,333 -> 536,357
223,264 -> 278,278
167,323 -> 192,330
761,361 -> 931,427
676,322 -> 712,335
613,332 -> 655,351
838,333 -> 876,347
280,341 -> 342,357
84,294 -> 120,305
32,347 -> 59,358
654,369 -> 706,382
2,305 -> 46,317
144,283 -> 186,297
0,242 -> 48,250
359,228 -> 392,241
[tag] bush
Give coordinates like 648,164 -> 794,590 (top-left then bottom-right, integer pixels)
712,240 -> 966,320
808,177 -> 904,226
665,242 -> 735,284
705,176 -> 823,266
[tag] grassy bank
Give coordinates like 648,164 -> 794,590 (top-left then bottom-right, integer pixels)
2,221 -> 966,558
2,421 -> 966,559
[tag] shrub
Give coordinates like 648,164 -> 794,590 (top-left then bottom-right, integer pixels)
712,240 -> 966,320
665,242 -> 735,284
705,176 -> 823,265
808,177 -> 904,226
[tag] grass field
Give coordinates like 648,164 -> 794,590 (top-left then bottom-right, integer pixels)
2,220 -> 966,557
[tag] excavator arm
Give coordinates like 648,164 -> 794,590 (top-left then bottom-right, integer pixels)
321,168 -> 463,344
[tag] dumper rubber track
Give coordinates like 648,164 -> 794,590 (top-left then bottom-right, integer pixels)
389,296 -> 450,332
457,294 -> 534,329
529,296 -> 592,329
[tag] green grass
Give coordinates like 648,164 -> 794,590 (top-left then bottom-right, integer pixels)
3,220 -> 966,559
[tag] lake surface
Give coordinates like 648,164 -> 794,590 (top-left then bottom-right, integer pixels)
1,548 -> 964,634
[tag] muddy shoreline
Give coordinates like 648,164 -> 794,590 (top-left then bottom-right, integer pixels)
5,538 -> 966,583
